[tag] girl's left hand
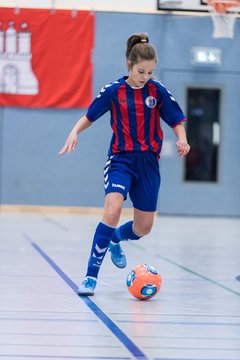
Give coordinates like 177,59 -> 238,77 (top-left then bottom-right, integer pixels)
176,141 -> 190,157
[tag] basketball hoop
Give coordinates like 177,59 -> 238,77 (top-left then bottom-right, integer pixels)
207,0 -> 240,38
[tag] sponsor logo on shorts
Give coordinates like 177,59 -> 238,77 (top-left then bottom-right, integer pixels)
112,183 -> 125,190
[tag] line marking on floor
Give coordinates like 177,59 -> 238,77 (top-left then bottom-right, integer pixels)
129,242 -> 240,296
24,235 -> 149,360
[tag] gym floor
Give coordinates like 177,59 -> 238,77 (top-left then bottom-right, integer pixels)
0,210 -> 240,360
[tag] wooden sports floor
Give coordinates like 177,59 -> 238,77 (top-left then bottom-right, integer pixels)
0,210 -> 240,360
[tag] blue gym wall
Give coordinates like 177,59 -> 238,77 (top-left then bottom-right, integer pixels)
0,11 -> 240,215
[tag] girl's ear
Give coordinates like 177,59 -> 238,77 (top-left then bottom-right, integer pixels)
126,60 -> 132,71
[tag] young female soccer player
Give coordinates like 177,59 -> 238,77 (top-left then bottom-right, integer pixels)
59,33 -> 190,296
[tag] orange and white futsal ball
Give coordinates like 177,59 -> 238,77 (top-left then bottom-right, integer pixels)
126,264 -> 162,300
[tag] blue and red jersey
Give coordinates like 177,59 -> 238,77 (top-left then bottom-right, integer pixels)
86,76 -> 186,155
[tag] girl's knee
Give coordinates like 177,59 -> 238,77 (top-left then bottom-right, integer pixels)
133,209 -> 155,237
102,204 -> 122,227
102,193 -> 124,227
133,222 -> 153,237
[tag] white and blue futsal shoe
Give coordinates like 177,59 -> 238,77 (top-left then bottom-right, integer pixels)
77,276 -> 97,296
108,242 -> 127,268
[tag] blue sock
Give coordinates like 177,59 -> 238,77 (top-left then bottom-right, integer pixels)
111,221 -> 140,244
86,222 -> 115,278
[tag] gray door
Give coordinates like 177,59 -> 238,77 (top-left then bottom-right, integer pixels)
158,70 -> 240,216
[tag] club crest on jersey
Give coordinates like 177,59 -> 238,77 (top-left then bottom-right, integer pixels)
145,96 -> 157,108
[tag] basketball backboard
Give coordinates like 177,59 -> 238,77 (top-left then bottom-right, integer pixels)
157,0 -> 240,13
157,0 -> 240,38
157,0 -> 210,12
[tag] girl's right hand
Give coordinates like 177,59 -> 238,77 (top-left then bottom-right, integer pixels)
58,132 -> 78,155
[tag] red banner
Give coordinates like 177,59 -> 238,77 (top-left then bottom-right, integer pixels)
0,8 -> 94,108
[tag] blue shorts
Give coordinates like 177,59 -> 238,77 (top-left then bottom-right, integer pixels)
103,151 -> 161,212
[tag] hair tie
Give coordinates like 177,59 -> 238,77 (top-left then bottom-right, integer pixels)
141,39 -> 147,43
